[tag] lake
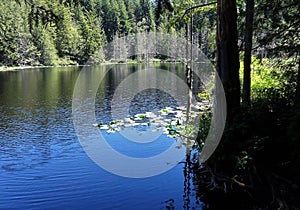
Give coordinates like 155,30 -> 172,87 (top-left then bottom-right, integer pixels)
0,64 -> 204,209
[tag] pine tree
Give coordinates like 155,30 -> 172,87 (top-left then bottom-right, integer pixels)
75,6 -> 105,64
55,4 -> 80,63
32,25 -> 59,65
117,0 -> 130,35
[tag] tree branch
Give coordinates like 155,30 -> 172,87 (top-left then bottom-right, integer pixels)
181,2 -> 217,19
274,1 -> 300,12
261,20 -> 300,44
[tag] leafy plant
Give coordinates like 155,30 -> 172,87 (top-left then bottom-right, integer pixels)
95,101 -> 212,148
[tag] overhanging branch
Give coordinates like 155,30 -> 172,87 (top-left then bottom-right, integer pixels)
181,2 -> 217,19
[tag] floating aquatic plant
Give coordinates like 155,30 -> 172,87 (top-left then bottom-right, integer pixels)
94,100 -> 212,147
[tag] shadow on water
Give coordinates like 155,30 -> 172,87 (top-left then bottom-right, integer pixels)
0,64 -> 208,209
2,64 -> 290,209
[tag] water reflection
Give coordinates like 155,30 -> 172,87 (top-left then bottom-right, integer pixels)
0,67 -> 79,172
0,64 -> 205,209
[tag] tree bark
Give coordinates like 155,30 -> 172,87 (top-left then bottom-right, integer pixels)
242,0 -> 254,106
295,58 -> 300,107
216,0 -> 241,121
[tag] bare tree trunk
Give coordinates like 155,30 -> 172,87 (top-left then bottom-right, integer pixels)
186,17 -> 193,122
242,0 -> 254,106
216,0 -> 240,121
203,30 -> 209,56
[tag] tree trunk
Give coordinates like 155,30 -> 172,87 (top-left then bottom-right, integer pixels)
242,0 -> 254,106
216,0 -> 241,121
295,58 -> 300,107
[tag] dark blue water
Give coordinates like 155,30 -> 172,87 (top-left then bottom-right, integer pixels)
0,64 -> 203,209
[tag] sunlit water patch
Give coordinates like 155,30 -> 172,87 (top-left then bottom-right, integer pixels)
0,64 -> 204,209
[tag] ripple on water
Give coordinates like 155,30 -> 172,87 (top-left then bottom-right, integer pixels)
0,65 -> 202,209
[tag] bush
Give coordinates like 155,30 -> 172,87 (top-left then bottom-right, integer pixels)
240,56 -> 297,108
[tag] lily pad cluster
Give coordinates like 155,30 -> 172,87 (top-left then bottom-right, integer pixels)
94,100 -> 211,147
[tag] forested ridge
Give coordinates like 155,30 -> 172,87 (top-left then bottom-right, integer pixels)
0,0 -> 220,67
0,0 -> 165,66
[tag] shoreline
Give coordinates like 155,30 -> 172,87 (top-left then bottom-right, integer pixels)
0,60 -> 184,71
0,65 -> 81,71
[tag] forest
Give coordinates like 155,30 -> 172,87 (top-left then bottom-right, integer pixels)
1,0 -> 300,209
0,0 -> 180,66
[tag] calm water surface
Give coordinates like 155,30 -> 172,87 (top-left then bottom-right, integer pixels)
0,64 -> 202,209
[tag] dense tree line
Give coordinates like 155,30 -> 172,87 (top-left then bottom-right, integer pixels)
0,0 -> 161,66
0,0 -> 220,66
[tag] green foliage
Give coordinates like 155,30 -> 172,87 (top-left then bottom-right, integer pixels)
55,5 -> 80,59
240,56 -> 298,107
198,89 -> 210,101
255,0 -> 300,57
95,103 -> 212,148
169,0 -> 217,25
164,0 -> 217,59
32,25 -> 59,65
117,0 -> 130,34
196,111 -> 212,148
236,150 -> 251,170
1,0 -> 160,66
0,1 -> 24,65
75,6 -> 106,64
17,33 -> 39,66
